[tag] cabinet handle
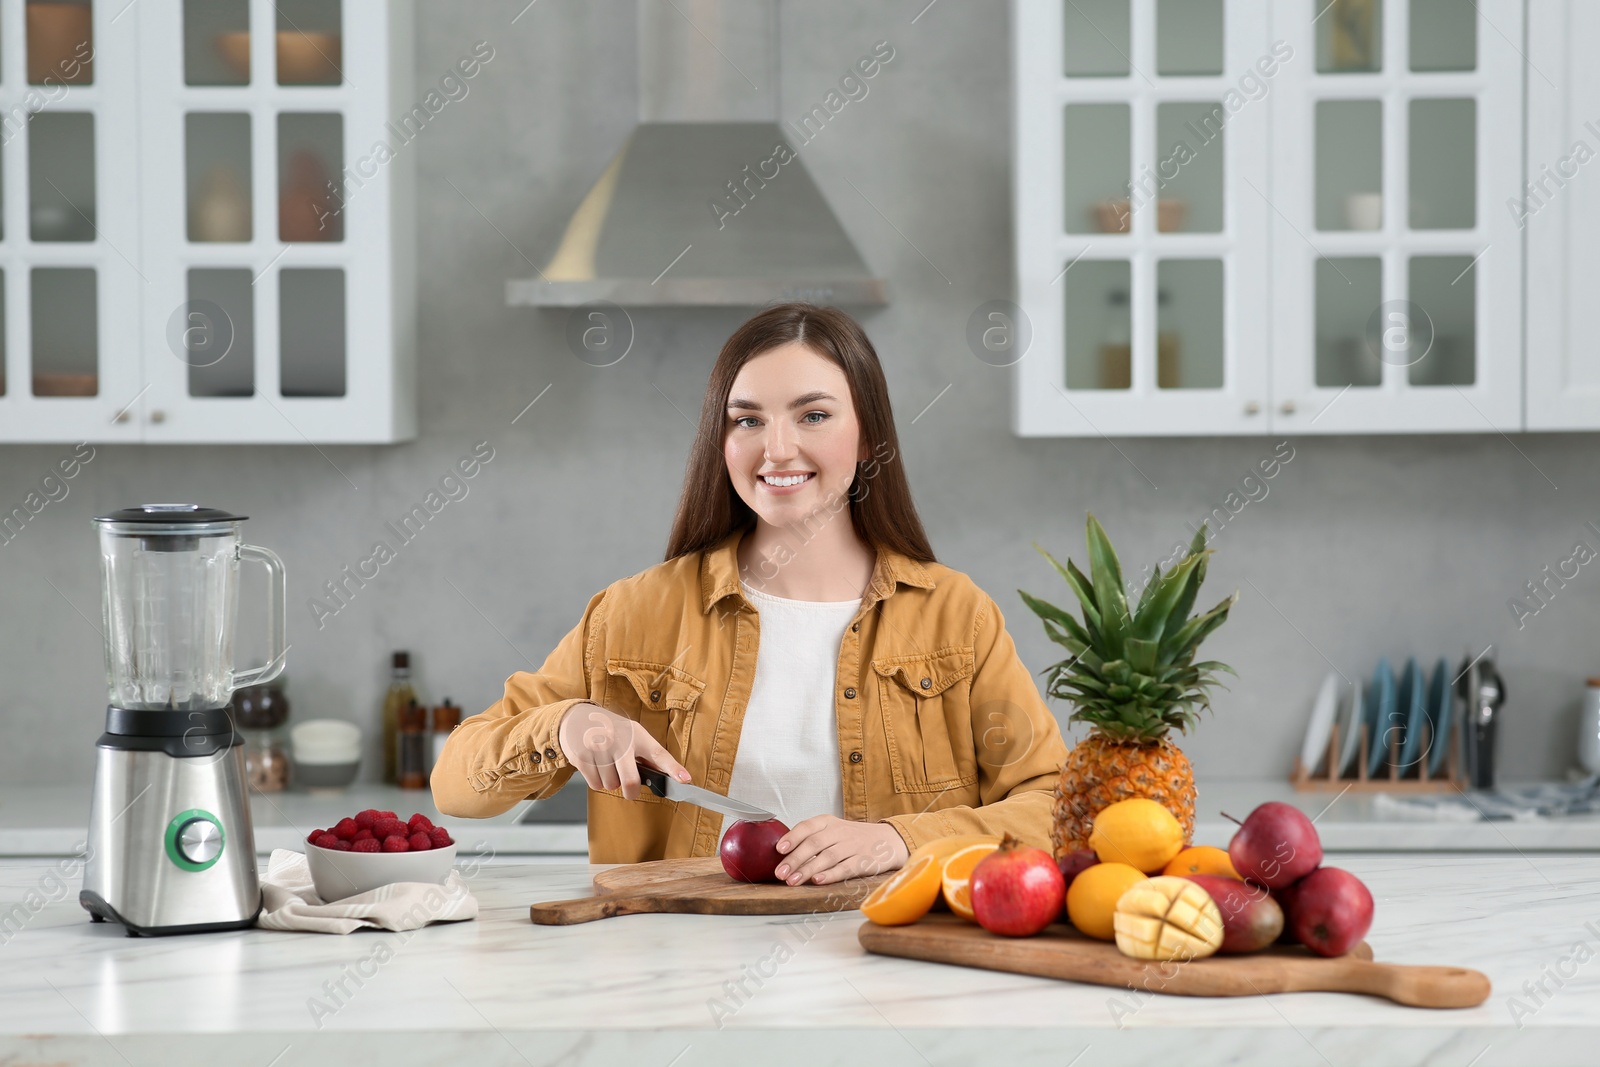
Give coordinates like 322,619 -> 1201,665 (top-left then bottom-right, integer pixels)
112,410 -> 130,424
1243,400 -> 1261,416
149,410 -> 166,424
1279,400 -> 1297,416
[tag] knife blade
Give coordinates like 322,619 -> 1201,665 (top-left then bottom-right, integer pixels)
636,762 -> 776,822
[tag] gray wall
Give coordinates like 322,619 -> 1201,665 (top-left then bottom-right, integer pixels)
2,1 -> 1595,791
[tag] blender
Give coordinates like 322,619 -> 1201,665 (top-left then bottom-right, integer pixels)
80,505 -> 287,936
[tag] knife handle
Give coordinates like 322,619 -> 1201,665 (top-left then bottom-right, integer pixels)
637,761 -> 669,799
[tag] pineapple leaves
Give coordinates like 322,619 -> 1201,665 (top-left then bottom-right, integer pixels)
1130,554 -> 1201,645
1124,637 -> 1159,675
1016,589 -> 1093,651
1162,526 -> 1212,641
1022,514 -> 1237,742
1085,514 -> 1131,649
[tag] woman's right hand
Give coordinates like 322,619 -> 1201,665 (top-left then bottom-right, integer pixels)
556,702 -> 691,801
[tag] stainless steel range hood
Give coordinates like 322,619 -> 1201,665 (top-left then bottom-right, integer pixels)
506,0 -> 887,308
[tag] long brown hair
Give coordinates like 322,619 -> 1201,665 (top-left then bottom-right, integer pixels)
663,303 -> 936,564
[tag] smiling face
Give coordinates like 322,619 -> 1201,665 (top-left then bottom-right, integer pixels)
724,342 -> 868,528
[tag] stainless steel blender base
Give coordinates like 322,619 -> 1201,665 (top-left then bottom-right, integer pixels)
81,740 -> 262,936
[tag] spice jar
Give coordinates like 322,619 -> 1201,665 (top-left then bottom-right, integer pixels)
430,698 -> 460,775
233,681 -> 291,792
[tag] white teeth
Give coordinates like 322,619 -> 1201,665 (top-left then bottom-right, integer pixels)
761,473 -> 812,487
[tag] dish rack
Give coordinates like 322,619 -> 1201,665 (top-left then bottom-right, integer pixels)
1290,713 -> 1468,793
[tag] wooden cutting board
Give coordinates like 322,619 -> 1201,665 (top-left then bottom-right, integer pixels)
529,857 -> 891,925
858,913 -> 1490,1008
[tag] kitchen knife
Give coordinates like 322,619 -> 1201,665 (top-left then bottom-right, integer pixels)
636,762 -> 776,822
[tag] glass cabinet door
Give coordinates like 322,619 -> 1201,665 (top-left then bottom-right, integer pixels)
1271,0 -> 1522,432
0,0 -> 145,440
134,0 -> 395,442
1016,0 -> 1271,437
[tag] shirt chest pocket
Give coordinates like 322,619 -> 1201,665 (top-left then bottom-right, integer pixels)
602,658 -> 706,766
872,648 -> 977,793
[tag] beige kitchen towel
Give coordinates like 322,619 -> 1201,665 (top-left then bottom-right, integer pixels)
257,848 -> 478,934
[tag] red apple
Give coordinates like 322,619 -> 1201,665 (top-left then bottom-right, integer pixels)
1271,884 -> 1301,944
720,819 -> 790,883
1227,802 -> 1323,889
1057,849 -> 1099,892
1184,874 -> 1284,954
1283,866 -> 1374,957
971,834 -> 1066,937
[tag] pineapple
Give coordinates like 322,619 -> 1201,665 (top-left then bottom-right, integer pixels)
1018,514 -> 1237,860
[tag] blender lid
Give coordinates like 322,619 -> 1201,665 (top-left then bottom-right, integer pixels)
94,504 -> 247,524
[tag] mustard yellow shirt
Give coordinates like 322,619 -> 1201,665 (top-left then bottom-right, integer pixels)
431,526 -> 1070,863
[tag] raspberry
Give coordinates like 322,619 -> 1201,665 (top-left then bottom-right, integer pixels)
428,826 -> 453,848
381,834 -> 410,853
408,831 -> 433,851
306,828 -> 326,844
374,818 -> 407,839
330,838 -> 352,851
407,813 -> 434,834
312,832 -> 341,849
354,809 -> 381,831
377,810 -> 398,821
332,818 -> 360,841
351,838 -> 381,853
353,828 -> 375,842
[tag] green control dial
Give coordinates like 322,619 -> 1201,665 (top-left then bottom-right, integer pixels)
164,809 -> 225,872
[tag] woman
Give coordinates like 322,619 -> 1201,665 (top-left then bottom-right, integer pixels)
432,303 -> 1069,885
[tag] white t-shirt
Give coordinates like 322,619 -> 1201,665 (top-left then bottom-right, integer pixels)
719,580 -> 860,842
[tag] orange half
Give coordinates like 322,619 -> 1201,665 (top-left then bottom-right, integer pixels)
860,854 -> 942,926
939,843 -> 1000,923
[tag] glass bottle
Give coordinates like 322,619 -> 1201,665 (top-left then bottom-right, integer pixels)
398,699 -> 427,790
381,651 -> 417,784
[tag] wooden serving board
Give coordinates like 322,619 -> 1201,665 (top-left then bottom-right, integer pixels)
529,857 -> 891,925
858,913 -> 1490,1009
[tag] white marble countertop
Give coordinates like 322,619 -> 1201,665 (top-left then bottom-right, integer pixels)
4,778 -> 1597,858
0,784 -> 588,857
0,852 -> 1596,1066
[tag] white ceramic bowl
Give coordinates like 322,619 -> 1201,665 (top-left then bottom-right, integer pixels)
292,758 -> 359,791
304,840 -> 457,902
291,718 -> 361,749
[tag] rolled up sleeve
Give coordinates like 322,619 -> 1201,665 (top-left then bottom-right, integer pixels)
430,588 -> 607,819
881,594 -> 1068,852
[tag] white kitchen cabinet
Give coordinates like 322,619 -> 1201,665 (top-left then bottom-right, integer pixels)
0,0 -> 415,445
1014,0 -> 1273,437
1014,0 -> 1525,437
1525,0 -> 1600,431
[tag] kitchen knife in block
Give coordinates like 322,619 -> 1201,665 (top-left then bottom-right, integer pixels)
858,914 -> 1490,1009
530,857 -> 891,925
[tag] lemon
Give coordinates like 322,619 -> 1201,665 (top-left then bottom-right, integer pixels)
1088,798 -> 1186,874
1065,861 -> 1147,941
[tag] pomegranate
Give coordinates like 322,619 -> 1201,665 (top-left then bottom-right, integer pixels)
1057,849 -> 1099,892
970,833 -> 1066,937
1283,866 -> 1374,957
1226,802 -> 1322,889
719,818 -> 790,883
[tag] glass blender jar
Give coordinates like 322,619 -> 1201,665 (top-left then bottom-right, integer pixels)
81,504 -> 286,936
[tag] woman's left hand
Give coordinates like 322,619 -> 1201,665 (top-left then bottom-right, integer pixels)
773,816 -> 909,886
